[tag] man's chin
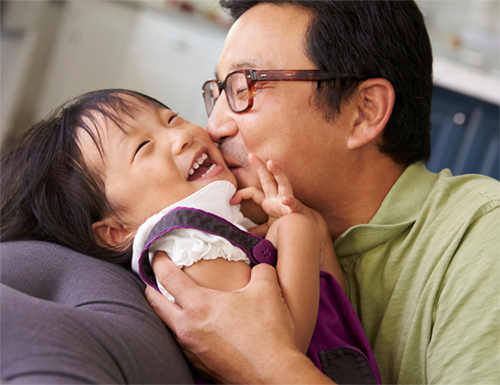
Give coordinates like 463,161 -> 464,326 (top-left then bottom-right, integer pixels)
240,199 -> 268,224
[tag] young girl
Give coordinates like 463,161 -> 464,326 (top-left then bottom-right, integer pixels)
1,89 -> 380,383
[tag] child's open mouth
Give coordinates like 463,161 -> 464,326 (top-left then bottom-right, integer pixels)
188,153 -> 217,181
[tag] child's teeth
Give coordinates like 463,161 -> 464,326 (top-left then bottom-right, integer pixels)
201,164 -> 217,178
191,153 -> 208,172
190,154 -> 215,178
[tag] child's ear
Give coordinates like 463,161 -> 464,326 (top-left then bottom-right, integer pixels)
92,217 -> 135,250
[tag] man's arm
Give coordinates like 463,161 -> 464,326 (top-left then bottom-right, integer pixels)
145,255 -> 335,384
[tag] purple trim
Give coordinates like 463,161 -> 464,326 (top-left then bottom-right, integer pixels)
138,207 -> 276,290
138,224 -> 252,288
137,255 -> 159,291
172,207 -> 264,243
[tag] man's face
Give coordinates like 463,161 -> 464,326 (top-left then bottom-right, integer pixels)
206,4 -> 351,218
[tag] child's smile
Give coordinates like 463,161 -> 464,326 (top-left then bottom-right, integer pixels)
78,98 -> 237,230
188,152 -> 225,181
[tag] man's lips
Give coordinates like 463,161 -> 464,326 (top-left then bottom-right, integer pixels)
223,156 -> 246,171
218,144 -> 247,171
221,155 -> 249,184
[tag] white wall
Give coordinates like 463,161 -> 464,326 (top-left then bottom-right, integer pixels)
1,1 -> 64,146
34,1 -> 227,126
1,0 -> 228,144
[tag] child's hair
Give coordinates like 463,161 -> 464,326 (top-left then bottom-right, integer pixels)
1,89 -> 169,266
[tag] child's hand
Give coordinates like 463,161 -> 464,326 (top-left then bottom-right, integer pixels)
231,154 -> 302,223
231,154 -> 338,278
231,153 -> 316,238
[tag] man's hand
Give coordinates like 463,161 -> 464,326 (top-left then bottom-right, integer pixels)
145,252 -> 300,384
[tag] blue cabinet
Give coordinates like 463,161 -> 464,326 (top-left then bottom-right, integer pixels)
426,86 -> 499,180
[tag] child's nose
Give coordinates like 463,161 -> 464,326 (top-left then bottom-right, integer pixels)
171,129 -> 194,154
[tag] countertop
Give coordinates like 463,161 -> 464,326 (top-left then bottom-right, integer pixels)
433,56 -> 499,105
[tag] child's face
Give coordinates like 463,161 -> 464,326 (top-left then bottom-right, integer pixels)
79,101 -> 237,230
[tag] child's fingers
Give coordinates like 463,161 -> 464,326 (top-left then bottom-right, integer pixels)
247,222 -> 269,238
267,160 -> 295,201
248,152 -> 265,170
248,153 -> 278,198
281,196 -> 302,213
231,186 -> 265,206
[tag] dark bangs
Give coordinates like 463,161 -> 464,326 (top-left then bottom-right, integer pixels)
0,89 -> 169,266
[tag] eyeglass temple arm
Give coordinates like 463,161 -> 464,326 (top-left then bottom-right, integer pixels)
251,70 -> 364,81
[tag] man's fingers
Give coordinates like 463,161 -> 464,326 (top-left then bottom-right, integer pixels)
248,262 -> 280,287
151,251 -> 200,307
145,284 -> 182,326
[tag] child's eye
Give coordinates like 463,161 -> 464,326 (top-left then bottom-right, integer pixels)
135,141 -> 149,157
168,114 -> 178,124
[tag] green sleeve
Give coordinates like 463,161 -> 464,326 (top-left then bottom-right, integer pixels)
427,207 -> 500,384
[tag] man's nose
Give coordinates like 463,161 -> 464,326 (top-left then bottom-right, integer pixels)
206,91 -> 238,144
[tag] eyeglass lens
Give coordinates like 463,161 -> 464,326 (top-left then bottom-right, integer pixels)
203,81 -> 219,117
203,72 -> 251,117
226,72 -> 250,113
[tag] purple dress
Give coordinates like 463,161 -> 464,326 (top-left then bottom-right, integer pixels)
307,271 -> 381,384
140,207 -> 380,384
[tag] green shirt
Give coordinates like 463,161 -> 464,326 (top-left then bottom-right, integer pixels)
336,163 -> 500,384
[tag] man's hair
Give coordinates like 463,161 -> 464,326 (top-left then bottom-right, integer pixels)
220,0 -> 433,165
1,89 -> 169,266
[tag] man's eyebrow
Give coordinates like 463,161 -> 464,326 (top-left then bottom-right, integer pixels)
215,60 -> 264,79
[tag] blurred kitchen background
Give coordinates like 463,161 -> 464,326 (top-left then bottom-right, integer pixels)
1,0 -> 499,179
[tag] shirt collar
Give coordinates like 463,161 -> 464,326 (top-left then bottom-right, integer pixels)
334,163 -> 441,257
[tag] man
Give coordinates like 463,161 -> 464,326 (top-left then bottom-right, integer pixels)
146,1 -> 500,383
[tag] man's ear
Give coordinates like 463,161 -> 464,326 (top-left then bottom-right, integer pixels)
347,78 -> 395,150
92,217 -> 135,250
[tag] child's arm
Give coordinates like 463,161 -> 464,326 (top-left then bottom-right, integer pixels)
233,154 -> 346,292
231,154 -> 339,353
181,257 -> 251,292
268,213 -> 321,354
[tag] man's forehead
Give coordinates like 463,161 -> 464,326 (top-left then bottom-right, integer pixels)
215,3 -> 312,79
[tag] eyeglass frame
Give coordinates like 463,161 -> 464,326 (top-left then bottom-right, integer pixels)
202,69 -> 365,117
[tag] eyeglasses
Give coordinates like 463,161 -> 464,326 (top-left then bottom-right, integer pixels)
202,69 -> 364,117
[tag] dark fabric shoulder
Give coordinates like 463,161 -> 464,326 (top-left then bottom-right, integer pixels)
1,240 -> 193,384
